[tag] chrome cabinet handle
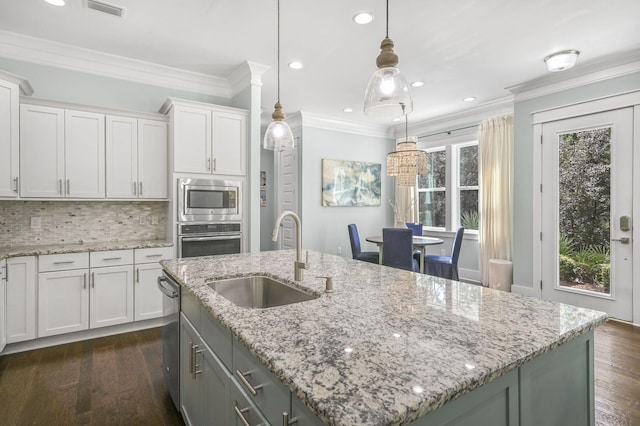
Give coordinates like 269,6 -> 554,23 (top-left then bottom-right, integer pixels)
145,253 -> 163,258
83,272 -> 87,289
66,179 -> 70,196
102,257 -> 122,261
13,177 -> 18,193
139,182 -> 143,196
213,158 -> 216,171
283,412 -> 299,425
190,343 -> 203,379
133,182 -> 137,195
91,272 -> 95,288
136,268 -> 139,283
207,157 -> 211,171
235,370 -> 263,396
234,406 -> 251,426
53,261 -> 75,265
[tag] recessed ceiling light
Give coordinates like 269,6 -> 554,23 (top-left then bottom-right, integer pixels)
544,49 -> 580,72
410,81 -> 424,87
288,61 -> 303,70
353,12 -> 374,24
463,97 -> 476,102
44,0 -> 65,5
392,117 -> 402,122
343,108 -> 353,113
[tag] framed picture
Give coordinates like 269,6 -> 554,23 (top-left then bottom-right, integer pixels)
322,159 -> 381,207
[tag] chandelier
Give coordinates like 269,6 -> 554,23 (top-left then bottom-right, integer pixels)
387,113 -> 427,186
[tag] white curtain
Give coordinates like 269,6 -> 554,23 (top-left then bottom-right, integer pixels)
478,115 -> 514,285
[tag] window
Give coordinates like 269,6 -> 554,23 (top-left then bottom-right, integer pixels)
417,140 -> 478,231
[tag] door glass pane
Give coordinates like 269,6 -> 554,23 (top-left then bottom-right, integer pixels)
558,127 -> 611,294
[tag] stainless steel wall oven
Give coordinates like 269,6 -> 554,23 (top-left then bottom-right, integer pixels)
178,222 -> 242,258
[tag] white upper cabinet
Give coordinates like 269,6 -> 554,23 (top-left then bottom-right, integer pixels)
166,99 -> 247,176
20,105 -> 105,198
106,116 -> 167,199
0,78 -> 19,198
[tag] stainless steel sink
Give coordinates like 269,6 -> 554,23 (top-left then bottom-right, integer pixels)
208,276 -> 319,308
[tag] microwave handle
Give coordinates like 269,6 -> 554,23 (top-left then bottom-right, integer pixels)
182,235 -> 242,242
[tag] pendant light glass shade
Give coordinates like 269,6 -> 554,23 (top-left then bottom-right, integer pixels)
263,0 -> 294,151
363,1 -> 413,119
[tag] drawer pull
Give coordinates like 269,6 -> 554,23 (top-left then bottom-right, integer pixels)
190,343 -> 203,379
83,272 -> 87,289
145,253 -> 163,258
53,260 -> 75,265
102,257 -> 122,261
283,412 -> 299,425
234,406 -> 251,426
235,370 -> 263,396
136,268 -> 139,283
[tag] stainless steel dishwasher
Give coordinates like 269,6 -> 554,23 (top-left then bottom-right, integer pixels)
157,274 -> 180,411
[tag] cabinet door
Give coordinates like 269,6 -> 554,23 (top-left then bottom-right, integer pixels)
65,110 -> 105,198
90,265 -> 134,329
181,315 -> 202,426
134,263 -> 164,321
201,343 -> 230,425
211,110 -> 247,176
173,106 -> 212,174
5,256 -> 36,343
0,79 -> 19,198
138,119 -> 167,199
38,269 -> 89,337
106,115 -> 138,198
20,104 -> 65,198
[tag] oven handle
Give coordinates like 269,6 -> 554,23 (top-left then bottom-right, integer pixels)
181,235 -> 242,242
157,276 -> 179,298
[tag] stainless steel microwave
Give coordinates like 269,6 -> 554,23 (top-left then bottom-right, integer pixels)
177,178 -> 241,222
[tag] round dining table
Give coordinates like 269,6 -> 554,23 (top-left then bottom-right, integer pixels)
365,235 -> 444,273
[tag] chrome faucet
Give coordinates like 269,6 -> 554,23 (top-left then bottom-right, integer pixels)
272,210 -> 309,281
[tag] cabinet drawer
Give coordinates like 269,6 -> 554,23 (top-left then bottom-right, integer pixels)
201,310 -> 232,370
39,252 -> 89,272
134,246 -> 173,264
90,249 -> 133,267
181,288 -> 200,329
232,338 -> 290,424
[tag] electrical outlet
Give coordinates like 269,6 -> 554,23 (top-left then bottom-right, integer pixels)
337,246 -> 342,255
30,217 -> 41,230
151,215 -> 159,225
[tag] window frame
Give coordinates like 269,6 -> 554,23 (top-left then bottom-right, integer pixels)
417,134 -> 479,234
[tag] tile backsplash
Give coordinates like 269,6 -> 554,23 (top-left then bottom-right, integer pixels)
0,201 -> 168,247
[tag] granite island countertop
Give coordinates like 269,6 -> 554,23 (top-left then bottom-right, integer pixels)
161,250 -> 608,425
0,239 -> 173,259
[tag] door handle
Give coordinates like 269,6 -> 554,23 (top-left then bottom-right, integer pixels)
66,179 -> 70,196
611,237 -> 630,244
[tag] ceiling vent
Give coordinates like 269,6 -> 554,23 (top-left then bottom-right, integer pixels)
86,0 -> 125,18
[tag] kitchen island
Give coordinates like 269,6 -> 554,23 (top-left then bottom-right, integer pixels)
161,250 -> 607,425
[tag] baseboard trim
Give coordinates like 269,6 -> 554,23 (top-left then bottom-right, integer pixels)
1,318 -> 163,355
511,284 -> 542,299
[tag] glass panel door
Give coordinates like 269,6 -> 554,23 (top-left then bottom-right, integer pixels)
541,108 -> 633,321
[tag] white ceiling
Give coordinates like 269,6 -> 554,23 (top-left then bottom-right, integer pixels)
1,0 -> 640,127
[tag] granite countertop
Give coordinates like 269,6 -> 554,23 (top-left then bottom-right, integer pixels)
161,250 -> 608,425
0,239 -> 173,259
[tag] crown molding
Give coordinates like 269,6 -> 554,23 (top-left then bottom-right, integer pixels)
507,51 -> 640,102
0,30 -> 231,97
297,111 -> 391,139
0,68 -> 33,95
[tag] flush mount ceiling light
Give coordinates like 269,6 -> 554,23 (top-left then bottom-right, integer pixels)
44,0 -> 65,6
263,0 -> 295,151
363,0 -> 413,119
343,108 -> 353,113
387,108 -> 427,186
544,49 -> 580,72
353,12 -> 374,24
463,96 -> 476,102
410,81 -> 424,88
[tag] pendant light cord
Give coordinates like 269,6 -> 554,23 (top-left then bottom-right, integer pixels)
385,0 -> 389,38
277,0 -> 281,103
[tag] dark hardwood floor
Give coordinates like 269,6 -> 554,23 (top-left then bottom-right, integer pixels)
0,321 -> 638,425
0,328 -> 183,425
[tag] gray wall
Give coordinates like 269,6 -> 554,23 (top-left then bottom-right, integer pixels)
299,126 -> 395,257
0,57 -> 228,112
513,71 -> 640,289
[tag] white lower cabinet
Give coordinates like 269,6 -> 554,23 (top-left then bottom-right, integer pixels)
89,264 -> 134,329
4,256 -> 37,343
180,313 -> 230,426
134,247 -> 174,321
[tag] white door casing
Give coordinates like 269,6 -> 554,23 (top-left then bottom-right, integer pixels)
276,146 -> 298,250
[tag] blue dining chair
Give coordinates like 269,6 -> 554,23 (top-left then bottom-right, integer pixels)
424,227 -> 465,280
347,224 -> 379,264
382,228 -> 420,272
405,222 -> 423,263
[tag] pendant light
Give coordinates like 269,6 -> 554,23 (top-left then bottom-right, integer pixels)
387,107 -> 427,186
263,0 -> 294,151
364,0 -> 413,119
